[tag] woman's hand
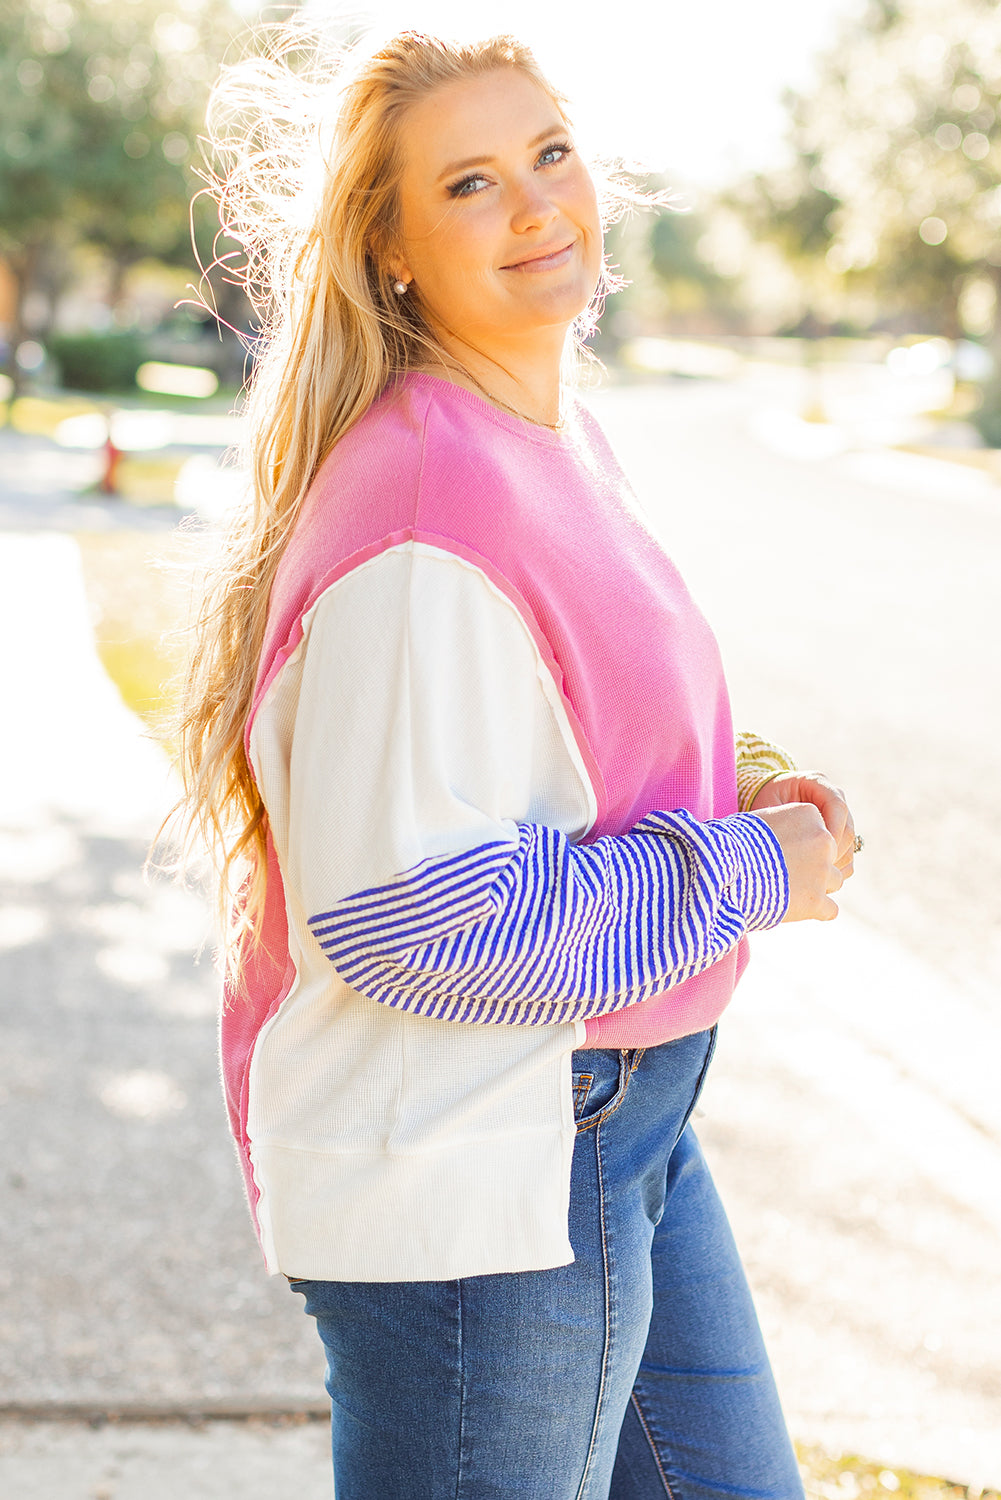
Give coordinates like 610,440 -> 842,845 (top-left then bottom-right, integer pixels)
751,772 -> 857,875
751,801 -> 844,922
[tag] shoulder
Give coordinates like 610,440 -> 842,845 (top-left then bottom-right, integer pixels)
268,381 -> 430,613
305,378 -> 429,518
259,377 -> 612,691
291,373 -> 530,551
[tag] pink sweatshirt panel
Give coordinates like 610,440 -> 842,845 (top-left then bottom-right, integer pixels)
229,373 -> 749,1102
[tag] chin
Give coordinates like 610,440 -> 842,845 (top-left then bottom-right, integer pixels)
530,275 -> 598,326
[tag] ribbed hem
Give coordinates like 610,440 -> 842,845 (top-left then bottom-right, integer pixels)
255,1129 -> 576,1281
709,812 -> 789,930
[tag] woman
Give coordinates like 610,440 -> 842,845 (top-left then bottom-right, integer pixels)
179,27 -> 857,1500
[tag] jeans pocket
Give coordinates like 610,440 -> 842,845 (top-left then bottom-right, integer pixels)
572,1070 -> 596,1119
573,1049 -> 629,1132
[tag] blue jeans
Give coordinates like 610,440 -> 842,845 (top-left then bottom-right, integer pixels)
290,1032 -> 804,1500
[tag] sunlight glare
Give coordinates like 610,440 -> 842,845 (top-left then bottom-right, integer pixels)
305,0 -> 865,183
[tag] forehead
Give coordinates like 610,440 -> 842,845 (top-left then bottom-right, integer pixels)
398,67 -> 563,185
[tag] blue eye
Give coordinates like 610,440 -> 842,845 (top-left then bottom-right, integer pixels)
446,140 -> 574,198
447,173 -> 489,198
538,140 -> 573,168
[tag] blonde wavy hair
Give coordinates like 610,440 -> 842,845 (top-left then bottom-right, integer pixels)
172,22 -> 646,972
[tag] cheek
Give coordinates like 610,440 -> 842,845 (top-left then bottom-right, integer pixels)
583,200 -> 605,284
576,175 -> 602,249
408,208 -> 483,283
424,224 -> 500,306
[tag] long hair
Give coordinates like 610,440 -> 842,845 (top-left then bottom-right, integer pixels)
171,23 -> 643,973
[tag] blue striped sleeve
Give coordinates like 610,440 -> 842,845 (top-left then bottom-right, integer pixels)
306,809 -> 789,1025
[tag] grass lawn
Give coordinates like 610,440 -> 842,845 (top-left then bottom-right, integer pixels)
75,529 -> 193,752
797,1445 -> 995,1500
3,389 -> 241,506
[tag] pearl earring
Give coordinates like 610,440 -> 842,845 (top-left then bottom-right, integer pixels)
393,280 -> 408,296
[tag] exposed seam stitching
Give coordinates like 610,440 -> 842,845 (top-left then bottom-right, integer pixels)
573,1075 -> 595,1115
454,1280 -> 466,1500
576,1050 -> 632,1134
629,1391 -> 676,1499
575,1093 -> 624,1134
575,1122 -> 612,1500
414,385 -> 431,527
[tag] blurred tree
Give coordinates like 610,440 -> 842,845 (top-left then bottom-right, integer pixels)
602,187 -> 746,342
730,153 -> 847,334
736,0 -> 1001,350
0,0 -> 243,389
648,208 -> 736,324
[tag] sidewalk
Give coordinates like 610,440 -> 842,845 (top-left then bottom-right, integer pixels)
1,488 -> 998,1493
0,531 -> 324,1412
702,920 -> 1001,1483
0,1416 -> 332,1500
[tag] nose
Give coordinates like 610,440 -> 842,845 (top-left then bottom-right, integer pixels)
509,175 -> 559,235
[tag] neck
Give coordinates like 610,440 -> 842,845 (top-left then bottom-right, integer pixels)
426,327 -> 569,429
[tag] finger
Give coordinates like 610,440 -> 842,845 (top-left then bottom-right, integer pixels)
839,810 -> 863,868
835,833 -> 856,871
804,782 -> 850,847
834,830 -> 854,866
836,809 -> 856,861
826,863 -> 845,894
816,895 -> 840,921
824,819 -> 855,870
826,797 -> 851,846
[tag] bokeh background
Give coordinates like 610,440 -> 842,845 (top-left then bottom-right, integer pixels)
1,0 -> 999,1495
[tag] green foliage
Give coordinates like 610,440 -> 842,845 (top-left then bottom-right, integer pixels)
0,0 -> 240,264
0,0 -> 244,388
649,213 -> 713,285
740,0 -> 1001,341
971,377 -> 1001,445
749,148 -> 840,265
46,330 -> 145,392
608,186 -> 743,332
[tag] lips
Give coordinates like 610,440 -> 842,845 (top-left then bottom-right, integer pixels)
502,239 -> 576,270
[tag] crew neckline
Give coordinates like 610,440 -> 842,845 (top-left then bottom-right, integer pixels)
400,370 -> 575,448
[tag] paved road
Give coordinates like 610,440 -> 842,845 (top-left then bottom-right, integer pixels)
1,376 -> 998,1493
592,380 -> 1001,1484
590,376 -> 1001,1005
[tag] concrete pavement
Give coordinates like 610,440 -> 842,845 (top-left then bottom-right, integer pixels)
1,401 -> 999,1495
0,510 -> 332,1495
595,379 -> 1001,1485
0,1415 -> 333,1499
0,529 -> 325,1412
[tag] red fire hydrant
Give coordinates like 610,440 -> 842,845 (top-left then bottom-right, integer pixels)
100,424 -> 122,494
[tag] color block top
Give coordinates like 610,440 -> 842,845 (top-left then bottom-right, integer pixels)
222,373 -> 790,1281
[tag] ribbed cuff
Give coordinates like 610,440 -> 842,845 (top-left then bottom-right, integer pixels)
706,812 -> 790,930
736,768 -> 784,814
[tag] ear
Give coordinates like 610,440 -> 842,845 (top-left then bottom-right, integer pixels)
372,224 -> 413,292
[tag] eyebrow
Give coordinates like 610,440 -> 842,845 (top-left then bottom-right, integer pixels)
435,123 -> 567,183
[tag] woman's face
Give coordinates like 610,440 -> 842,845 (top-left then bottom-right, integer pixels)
392,67 -> 603,359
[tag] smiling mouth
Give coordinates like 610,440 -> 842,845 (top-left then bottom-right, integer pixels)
502,240 -> 576,271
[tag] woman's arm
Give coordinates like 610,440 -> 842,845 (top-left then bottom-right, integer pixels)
258,544 -> 815,1027
734,730 -> 798,812
737,730 -> 857,875
307,803 -> 788,1024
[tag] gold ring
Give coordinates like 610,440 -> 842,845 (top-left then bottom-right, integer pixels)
853,834 -> 864,854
